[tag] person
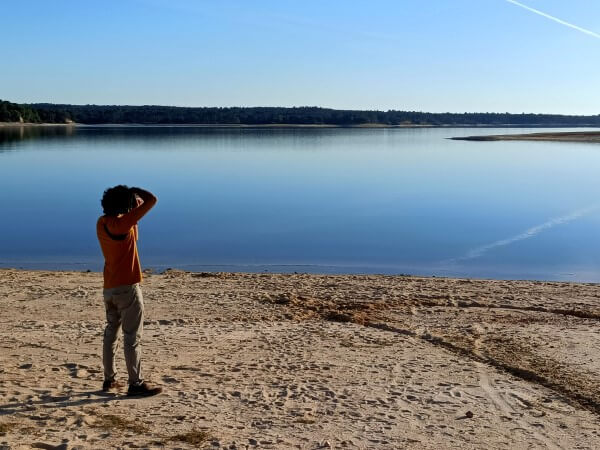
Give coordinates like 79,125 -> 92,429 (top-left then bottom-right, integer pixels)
96,185 -> 162,397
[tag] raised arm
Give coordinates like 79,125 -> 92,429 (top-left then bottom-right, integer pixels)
111,187 -> 157,232
130,187 -> 157,206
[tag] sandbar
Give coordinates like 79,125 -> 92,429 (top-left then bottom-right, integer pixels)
451,131 -> 600,142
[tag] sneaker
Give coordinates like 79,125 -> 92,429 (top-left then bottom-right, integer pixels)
102,379 -> 123,392
127,381 -> 163,397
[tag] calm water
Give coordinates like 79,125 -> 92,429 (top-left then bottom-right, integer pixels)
1,125 -> 600,281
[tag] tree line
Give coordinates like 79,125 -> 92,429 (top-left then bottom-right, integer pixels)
0,100 -> 43,123
2,99 -> 600,126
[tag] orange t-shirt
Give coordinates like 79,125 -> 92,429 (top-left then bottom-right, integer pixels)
97,197 -> 156,289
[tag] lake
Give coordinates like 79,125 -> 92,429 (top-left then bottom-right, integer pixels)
1,125 -> 600,281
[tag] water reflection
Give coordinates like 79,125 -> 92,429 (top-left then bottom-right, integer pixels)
1,126 -> 600,281
0,125 -> 76,148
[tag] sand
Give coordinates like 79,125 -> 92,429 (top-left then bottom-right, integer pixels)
1,269 -> 600,449
450,131 -> 600,142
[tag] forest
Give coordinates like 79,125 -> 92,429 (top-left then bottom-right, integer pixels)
2,99 -> 600,126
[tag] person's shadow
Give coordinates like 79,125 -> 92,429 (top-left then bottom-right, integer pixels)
0,390 -> 128,416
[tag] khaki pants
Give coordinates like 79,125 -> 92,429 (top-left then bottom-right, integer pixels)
103,283 -> 144,385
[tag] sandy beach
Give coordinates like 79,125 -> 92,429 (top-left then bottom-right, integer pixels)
1,269 -> 600,449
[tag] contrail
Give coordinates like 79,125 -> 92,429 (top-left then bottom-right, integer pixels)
506,0 -> 600,39
448,204 -> 600,263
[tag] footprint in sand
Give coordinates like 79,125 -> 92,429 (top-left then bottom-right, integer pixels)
31,443 -> 68,450
62,363 -> 90,379
161,375 -> 180,384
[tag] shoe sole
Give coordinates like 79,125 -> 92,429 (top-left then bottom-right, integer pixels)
126,389 -> 163,397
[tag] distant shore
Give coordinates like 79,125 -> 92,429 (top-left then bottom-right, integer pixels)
0,122 -> 76,127
5,100 -> 600,129
451,130 -> 600,142
3,122 -> 600,129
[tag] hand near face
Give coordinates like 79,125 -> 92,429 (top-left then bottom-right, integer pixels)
135,194 -> 144,207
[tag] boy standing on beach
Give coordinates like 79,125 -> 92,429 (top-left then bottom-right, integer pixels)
97,185 -> 162,397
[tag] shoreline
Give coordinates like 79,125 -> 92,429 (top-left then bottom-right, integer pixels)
0,122 -> 76,127
3,122 -> 600,129
1,264 -> 597,284
2,268 -> 600,448
451,130 -> 600,142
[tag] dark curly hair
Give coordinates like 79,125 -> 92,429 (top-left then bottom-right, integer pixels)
101,185 -> 136,216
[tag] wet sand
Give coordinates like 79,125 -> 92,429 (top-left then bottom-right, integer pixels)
1,269 -> 600,449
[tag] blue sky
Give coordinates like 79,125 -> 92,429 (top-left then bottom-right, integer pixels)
2,0 -> 599,114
